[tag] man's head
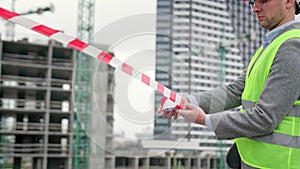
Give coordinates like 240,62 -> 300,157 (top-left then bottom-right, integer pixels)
249,0 -> 299,30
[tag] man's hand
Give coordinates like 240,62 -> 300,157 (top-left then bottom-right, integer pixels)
157,96 -> 190,120
157,96 -> 206,125
176,103 -> 206,125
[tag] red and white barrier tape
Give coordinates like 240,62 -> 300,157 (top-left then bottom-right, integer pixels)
0,7 -> 182,108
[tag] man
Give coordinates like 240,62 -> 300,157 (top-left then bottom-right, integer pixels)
159,0 -> 300,168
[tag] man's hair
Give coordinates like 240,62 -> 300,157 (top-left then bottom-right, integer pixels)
296,0 -> 300,15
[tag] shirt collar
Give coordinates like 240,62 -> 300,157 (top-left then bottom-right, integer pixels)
262,20 -> 300,48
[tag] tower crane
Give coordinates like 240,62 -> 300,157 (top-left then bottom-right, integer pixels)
3,1 -> 54,40
217,26 -> 256,169
73,0 -> 95,169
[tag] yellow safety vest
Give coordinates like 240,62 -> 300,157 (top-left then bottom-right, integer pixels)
235,29 -> 300,169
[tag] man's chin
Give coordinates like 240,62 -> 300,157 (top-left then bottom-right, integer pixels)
259,22 -> 269,30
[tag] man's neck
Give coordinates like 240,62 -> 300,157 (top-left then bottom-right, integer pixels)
270,10 -> 296,30
263,20 -> 299,48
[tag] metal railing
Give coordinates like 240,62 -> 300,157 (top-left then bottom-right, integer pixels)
0,142 -> 69,155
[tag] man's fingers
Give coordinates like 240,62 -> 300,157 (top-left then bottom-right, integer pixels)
157,105 -> 163,112
160,109 -> 180,120
173,112 -> 181,120
176,109 -> 188,116
165,111 -> 175,119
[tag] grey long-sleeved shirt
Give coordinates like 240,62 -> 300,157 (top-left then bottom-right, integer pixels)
189,20 -> 300,139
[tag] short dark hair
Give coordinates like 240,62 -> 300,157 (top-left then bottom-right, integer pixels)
296,0 -> 300,14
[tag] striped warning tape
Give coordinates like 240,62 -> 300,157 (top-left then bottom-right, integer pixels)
0,7 -> 182,107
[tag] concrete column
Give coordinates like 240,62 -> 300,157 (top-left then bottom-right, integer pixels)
33,158 -> 43,169
134,157 -> 139,169
187,157 -> 191,169
145,157 -> 150,169
112,156 -> 116,169
207,155 -> 211,169
198,156 -> 201,169
167,157 -> 171,169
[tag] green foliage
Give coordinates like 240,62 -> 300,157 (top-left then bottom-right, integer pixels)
173,158 -> 184,169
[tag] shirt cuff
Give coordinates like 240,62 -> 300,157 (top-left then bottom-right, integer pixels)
205,114 -> 213,131
187,95 -> 199,105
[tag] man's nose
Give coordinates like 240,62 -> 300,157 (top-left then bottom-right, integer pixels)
252,3 -> 261,13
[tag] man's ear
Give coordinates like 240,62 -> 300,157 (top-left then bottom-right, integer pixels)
286,0 -> 296,9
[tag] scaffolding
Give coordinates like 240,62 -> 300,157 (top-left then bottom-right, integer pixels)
72,0 -> 95,169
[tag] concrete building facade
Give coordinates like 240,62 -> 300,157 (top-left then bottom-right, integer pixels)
154,0 -> 243,150
0,39 -> 75,169
226,0 -> 266,68
0,39 -> 115,169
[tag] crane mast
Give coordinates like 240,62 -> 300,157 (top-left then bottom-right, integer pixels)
73,0 -> 95,169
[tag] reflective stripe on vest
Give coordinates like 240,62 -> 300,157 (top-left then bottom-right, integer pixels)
241,100 -> 300,148
235,29 -> 300,169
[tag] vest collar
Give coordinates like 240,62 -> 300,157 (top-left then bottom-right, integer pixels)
263,20 -> 300,48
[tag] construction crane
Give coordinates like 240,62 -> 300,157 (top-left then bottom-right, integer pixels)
4,0 -> 16,40
73,0 -> 95,169
217,26 -> 226,169
3,1 -> 54,40
217,26 -> 256,169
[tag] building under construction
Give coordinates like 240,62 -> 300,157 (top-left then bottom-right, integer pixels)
0,39 -> 75,169
0,35 -> 115,169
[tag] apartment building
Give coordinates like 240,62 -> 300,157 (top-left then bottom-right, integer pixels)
226,0 -> 266,68
155,0 -> 243,149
